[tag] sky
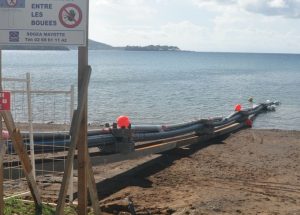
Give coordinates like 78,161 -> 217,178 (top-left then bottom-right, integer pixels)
89,0 -> 300,53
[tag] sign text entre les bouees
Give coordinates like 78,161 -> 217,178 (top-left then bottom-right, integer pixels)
0,0 -> 87,46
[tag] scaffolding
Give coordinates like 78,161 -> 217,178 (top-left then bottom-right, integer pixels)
1,73 -> 75,204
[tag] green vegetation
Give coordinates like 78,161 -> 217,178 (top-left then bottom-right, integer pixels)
3,198 -> 84,215
125,45 -> 180,51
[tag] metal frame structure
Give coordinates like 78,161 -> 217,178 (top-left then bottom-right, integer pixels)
3,74 -> 74,180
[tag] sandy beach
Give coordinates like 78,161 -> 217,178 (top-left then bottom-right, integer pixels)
94,129 -> 300,214
3,128 -> 300,214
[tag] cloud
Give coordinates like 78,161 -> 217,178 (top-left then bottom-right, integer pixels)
90,21 -> 209,51
160,21 -> 209,49
89,0 -> 300,53
90,0 -> 157,20
194,0 -> 300,18
241,0 -> 300,18
193,0 -> 236,6
192,0 -> 236,11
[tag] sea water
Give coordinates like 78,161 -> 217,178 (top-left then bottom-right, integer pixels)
2,50 -> 300,130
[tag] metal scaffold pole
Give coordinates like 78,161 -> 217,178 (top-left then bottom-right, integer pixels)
26,73 -> 36,179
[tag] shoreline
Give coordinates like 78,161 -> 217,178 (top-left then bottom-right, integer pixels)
12,122 -> 300,133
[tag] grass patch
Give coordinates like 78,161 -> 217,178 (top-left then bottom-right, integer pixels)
4,198 -> 78,215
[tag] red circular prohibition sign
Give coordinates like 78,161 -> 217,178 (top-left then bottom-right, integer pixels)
59,3 -> 82,28
6,0 -> 17,7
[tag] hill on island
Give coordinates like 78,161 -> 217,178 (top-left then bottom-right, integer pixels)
88,39 -> 115,50
124,45 -> 180,51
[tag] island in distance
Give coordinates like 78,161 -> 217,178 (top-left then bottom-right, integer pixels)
84,40 -> 181,51
124,45 -> 180,51
0,39 -> 181,51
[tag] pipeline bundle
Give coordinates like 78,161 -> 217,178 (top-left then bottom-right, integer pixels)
6,100 -> 280,154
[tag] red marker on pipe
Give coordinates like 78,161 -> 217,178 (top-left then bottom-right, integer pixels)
117,115 -> 131,128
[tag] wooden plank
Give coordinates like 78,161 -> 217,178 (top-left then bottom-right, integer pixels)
214,122 -> 241,133
0,111 -> 41,206
90,137 -> 198,165
55,110 -> 80,214
90,122 -> 245,165
11,128 -> 41,204
8,122 -> 245,177
55,67 -> 91,215
77,1 -> 90,210
0,143 -> 6,215
0,144 -> 6,165
87,150 -> 101,215
77,47 -> 89,215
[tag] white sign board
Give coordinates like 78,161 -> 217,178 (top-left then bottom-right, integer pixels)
0,0 -> 87,46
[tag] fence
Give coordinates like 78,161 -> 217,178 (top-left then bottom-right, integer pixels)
2,73 -> 75,203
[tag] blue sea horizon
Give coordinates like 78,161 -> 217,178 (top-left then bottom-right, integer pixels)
2,50 -> 300,130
